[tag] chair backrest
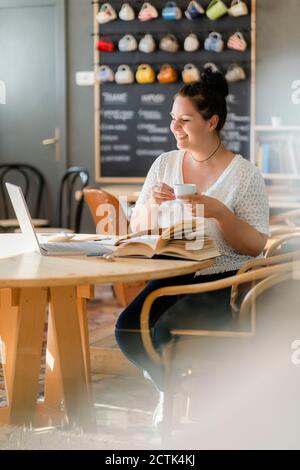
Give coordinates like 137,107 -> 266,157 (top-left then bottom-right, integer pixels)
58,167 -> 89,232
230,250 -> 300,316
0,163 -> 47,219
265,233 -> 300,258
83,187 -> 129,235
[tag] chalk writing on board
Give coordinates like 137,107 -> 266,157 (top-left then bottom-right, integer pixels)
138,110 -> 163,120
137,136 -> 169,143
101,135 -> 119,142
137,124 -> 169,134
140,94 -> 166,105
136,149 -> 165,157
102,110 -> 135,121
102,92 -> 128,104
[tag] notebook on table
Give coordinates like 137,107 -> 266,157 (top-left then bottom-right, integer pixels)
5,183 -> 112,257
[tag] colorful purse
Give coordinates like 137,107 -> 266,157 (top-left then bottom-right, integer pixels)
228,0 -> 248,17
206,0 -> 227,20
118,34 -> 138,52
97,65 -> 114,83
203,62 -> 220,73
115,65 -> 134,84
225,63 -> 246,82
204,32 -> 224,52
159,34 -> 180,53
227,32 -> 247,51
96,3 -> 117,24
118,3 -> 135,21
139,34 -> 156,53
162,2 -> 182,20
157,64 -> 177,84
185,1 -> 204,20
184,34 -> 200,52
138,2 -> 158,21
96,39 -> 114,52
136,64 -> 156,84
182,64 -> 200,84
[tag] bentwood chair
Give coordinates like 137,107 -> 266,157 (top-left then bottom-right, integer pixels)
57,167 -> 89,232
264,232 -> 300,257
139,252 -> 300,435
34,166 -> 89,234
0,163 -> 49,231
83,187 -> 147,307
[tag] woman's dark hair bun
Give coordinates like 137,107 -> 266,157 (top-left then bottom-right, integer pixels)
200,67 -> 229,99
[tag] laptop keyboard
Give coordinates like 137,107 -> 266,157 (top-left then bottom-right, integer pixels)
40,241 -> 112,256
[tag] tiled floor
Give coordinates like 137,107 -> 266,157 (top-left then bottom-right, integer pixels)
0,285 -> 163,449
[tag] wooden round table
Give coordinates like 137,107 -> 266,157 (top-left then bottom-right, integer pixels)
0,234 -> 213,429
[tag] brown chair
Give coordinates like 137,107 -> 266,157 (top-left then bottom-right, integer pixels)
83,187 -> 147,307
139,255 -> 299,435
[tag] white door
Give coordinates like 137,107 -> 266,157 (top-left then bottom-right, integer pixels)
0,0 -> 67,222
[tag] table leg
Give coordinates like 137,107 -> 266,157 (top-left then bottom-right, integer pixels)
77,285 -> 94,396
0,288 -> 19,418
0,287 -> 47,425
42,303 -> 65,424
46,286 -> 95,429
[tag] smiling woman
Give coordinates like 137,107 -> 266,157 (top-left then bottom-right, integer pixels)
115,66 -> 269,406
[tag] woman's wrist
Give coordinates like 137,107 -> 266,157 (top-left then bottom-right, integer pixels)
213,200 -> 228,222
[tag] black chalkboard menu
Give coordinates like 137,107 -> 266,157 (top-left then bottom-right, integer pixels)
94,0 -> 254,182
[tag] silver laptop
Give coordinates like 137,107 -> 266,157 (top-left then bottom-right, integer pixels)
5,182 -> 112,257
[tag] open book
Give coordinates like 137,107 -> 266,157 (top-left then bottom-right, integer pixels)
112,219 -> 220,262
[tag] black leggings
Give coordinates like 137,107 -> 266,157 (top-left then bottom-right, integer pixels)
115,270 -> 237,391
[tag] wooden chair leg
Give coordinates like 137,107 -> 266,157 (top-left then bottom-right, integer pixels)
161,340 -> 177,437
113,281 -> 147,308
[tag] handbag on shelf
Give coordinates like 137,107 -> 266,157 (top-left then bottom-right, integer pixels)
225,63 -> 246,82
184,33 -> 200,52
118,3 -> 135,21
204,32 -> 224,53
206,0 -> 227,20
96,3 -> 117,24
227,32 -> 247,51
228,0 -> 248,17
138,2 -> 158,21
157,64 -> 178,84
203,62 -> 220,73
162,2 -> 182,20
159,34 -> 180,53
118,34 -> 138,52
96,39 -> 114,52
185,1 -> 205,20
115,65 -> 135,84
182,63 -> 200,84
97,65 -> 114,83
136,64 -> 156,84
139,34 -> 156,53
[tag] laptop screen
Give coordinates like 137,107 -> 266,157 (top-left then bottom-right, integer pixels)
5,182 -> 41,254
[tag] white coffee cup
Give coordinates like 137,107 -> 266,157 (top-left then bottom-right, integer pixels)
174,183 -> 197,197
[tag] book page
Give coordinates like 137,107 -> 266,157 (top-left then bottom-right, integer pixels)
114,235 -> 160,258
161,218 -> 205,241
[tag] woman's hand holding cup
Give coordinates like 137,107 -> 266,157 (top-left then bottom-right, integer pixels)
151,182 -> 175,205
